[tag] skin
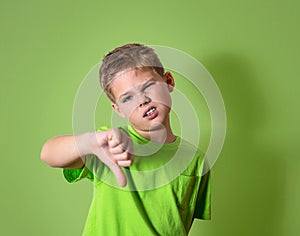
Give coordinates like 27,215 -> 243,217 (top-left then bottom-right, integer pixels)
110,68 -> 176,144
40,68 -> 176,187
41,128 -> 134,187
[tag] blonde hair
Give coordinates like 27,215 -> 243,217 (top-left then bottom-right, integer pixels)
99,43 -> 164,101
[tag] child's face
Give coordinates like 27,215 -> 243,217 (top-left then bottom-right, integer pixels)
110,68 -> 174,133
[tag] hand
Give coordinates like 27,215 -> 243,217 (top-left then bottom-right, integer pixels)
91,128 -> 134,187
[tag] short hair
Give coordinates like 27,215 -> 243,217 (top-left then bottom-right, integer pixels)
99,43 -> 164,101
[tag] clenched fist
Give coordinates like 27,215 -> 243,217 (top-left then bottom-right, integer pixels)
91,128 -> 134,187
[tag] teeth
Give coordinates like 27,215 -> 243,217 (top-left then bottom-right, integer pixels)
146,108 -> 155,116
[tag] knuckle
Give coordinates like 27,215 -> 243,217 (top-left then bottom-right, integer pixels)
112,138 -> 120,146
122,152 -> 130,160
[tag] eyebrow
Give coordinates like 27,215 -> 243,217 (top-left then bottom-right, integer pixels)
119,91 -> 132,100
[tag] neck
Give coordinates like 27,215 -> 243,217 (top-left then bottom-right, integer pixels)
134,119 -> 176,144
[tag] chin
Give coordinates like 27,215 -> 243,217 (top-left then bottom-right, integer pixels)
130,121 -> 164,133
148,122 -> 165,131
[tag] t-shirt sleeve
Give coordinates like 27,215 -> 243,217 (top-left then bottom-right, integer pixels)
63,165 -> 94,183
193,170 -> 211,220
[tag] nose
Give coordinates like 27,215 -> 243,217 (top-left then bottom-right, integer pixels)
138,94 -> 151,107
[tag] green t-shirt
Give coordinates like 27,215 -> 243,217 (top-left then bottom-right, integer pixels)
63,125 -> 211,236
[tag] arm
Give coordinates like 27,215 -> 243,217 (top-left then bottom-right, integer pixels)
40,133 -> 90,169
40,128 -> 134,187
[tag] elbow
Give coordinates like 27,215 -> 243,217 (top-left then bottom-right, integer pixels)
40,143 -> 48,164
40,143 -> 60,168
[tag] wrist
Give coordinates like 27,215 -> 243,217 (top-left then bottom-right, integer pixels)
73,132 -> 95,157
74,131 -> 108,157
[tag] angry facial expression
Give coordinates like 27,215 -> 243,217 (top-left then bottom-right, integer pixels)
110,68 -> 175,134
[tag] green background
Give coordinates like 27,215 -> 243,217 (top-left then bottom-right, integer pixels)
1,0 -> 299,235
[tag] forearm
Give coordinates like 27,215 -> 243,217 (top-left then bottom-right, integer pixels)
41,128 -> 134,187
40,132 -> 95,169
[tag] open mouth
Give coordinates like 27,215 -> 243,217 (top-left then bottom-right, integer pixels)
143,106 -> 157,118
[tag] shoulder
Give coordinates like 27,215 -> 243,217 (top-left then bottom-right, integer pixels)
177,138 -> 209,177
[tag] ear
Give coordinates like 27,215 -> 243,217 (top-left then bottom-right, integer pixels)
112,103 -> 126,118
163,72 -> 175,92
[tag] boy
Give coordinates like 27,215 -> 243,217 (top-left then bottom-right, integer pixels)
41,43 -> 211,236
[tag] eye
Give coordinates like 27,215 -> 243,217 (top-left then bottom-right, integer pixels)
122,95 -> 132,103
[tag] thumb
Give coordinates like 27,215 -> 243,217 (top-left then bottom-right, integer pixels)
108,162 -> 127,187
95,148 -> 127,187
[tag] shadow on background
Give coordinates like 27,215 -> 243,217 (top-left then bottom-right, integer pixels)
190,53 -> 287,236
